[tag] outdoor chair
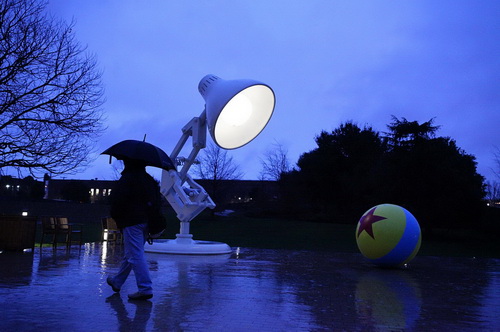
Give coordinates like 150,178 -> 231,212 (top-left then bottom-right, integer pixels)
40,217 -> 83,248
102,217 -> 122,244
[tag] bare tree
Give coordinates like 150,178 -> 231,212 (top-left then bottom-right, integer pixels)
485,181 -> 500,206
494,146 -> 500,180
259,140 -> 291,181
0,0 -> 105,177
193,142 -> 243,206
194,142 -> 243,181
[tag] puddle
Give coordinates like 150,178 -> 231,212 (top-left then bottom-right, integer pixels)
0,244 -> 498,331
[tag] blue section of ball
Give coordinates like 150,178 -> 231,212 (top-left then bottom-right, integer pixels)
362,205 -> 421,267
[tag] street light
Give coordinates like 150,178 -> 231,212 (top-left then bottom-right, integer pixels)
145,75 -> 275,254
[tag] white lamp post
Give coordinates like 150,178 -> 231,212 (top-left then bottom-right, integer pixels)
145,75 -> 275,254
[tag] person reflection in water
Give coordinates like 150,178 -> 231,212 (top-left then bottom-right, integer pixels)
106,293 -> 152,331
106,158 -> 162,300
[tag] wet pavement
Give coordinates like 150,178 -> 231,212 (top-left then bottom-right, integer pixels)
0,243 -> 498,331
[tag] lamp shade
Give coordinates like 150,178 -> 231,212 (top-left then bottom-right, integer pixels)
198,74 -> 275,149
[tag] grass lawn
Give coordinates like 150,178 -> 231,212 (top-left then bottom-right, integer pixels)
37,213 -> 498,258
187,217 -> 358,252
168,215 -> 500,258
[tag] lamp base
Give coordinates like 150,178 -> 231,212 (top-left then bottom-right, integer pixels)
144,234 -> 231,255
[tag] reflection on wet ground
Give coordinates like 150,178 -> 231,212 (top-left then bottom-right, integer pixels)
0,244 -> 498,331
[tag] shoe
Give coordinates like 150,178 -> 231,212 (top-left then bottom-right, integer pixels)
128,292 -> 153,301
107,276 -> 120,293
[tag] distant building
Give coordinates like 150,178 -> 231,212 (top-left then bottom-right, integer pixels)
43,175 -> 279,206
44,175 -> 115,203
0,175 -> 44,199
196,179 -> 279,206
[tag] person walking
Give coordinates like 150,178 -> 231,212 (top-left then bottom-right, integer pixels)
106,158 -> 162,300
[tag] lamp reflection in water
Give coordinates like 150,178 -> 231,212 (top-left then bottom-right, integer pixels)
145,75 -> 275,255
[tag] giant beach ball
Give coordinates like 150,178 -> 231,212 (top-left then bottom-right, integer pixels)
356,204 -> 421,267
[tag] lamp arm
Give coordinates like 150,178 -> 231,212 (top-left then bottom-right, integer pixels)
161,170 -> 215,222
170,111 -> 207,182
160,110 -> 215,222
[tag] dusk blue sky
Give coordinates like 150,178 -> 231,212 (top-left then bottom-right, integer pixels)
46,1 -> 500,182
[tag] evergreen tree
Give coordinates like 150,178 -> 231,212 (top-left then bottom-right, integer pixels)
280,117 -> 485,231
384,117 -> 485,230
288,122 -> 385,221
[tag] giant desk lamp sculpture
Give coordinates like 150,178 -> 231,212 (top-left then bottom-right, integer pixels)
145,75 -> 275,254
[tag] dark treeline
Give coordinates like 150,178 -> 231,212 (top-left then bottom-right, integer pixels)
277,117 -> 486,232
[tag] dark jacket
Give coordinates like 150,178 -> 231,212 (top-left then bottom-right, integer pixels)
109,167 -> 161,229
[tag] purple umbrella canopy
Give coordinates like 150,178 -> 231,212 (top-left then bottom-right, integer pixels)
102,140 -> 175,170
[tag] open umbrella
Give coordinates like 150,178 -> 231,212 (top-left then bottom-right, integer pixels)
102,140 -> 175,170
